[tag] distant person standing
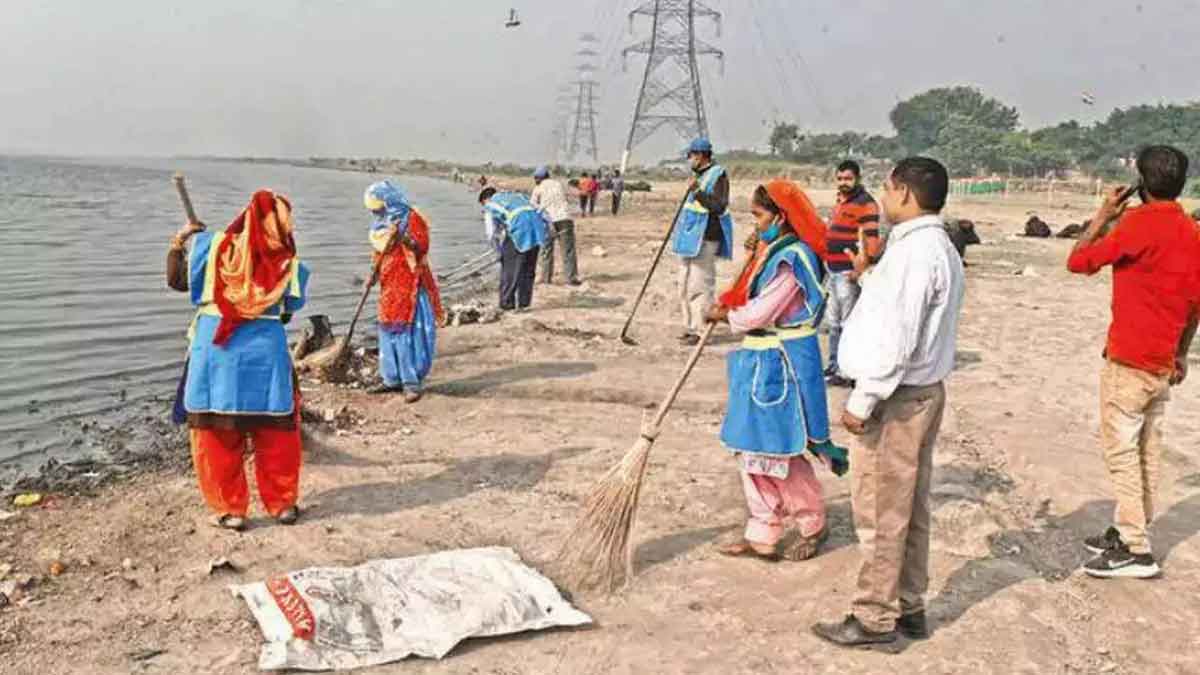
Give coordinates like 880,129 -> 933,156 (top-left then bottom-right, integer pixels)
611,170 -> 625,215
813,157 -> 964,647
531,166 -> 581,285
577,173 -> 595,217
587,172 -> 600,216
673,138 -> 734,345
480,187 -> 550,312
1066,145 -> 1200,579
824,159 -> 882,387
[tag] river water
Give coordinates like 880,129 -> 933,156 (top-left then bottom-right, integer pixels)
0,156 -> 488,471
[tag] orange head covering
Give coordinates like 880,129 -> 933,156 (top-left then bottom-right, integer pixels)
763,179 -> 827,260
719,180 -> 827,309
211,190 -> 297,345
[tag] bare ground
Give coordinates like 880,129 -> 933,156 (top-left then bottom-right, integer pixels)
2,182 -> 1199,675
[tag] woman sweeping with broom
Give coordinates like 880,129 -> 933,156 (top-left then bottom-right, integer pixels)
706,180 -> 848,561
363,180 -> 445,402
167,190 -> 311,530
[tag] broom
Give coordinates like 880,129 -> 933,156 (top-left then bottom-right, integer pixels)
559,248 -> 757,591
618,189 -> 691,345
303,228 -> 399,380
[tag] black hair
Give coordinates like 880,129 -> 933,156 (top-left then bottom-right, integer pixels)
836,160 -> 862,177
751,185 -> 782,216
478,187 -> 497,203
891,157 -> 949,213
1136,145 -> 1189,200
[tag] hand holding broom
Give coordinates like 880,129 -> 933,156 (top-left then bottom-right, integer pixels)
558,246 -> 758,592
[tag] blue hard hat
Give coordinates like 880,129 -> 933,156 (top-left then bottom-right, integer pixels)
686,138 -> 713,155
533,165 -> 549,179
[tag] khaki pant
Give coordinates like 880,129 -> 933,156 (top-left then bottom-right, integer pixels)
1100,360 -> 1171,555
678,241 -> 719,335
851,382 -> 946,633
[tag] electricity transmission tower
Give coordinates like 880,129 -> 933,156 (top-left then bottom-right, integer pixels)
567,34 -> 601,163
621,0 -> 724,171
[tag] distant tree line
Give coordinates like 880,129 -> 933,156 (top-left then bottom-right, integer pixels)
764,86 -> 1200,180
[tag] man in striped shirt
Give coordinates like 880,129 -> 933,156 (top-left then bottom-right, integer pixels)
825,160 -> 882,387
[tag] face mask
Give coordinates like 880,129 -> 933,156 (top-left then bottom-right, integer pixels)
760,220 -> 783,243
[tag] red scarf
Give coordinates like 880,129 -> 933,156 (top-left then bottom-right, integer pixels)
211,190 -> 297,345
377,210 -> 446,328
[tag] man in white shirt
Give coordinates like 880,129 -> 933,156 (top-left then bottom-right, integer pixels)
813,157 -> 965,648
530,166 -> 581,285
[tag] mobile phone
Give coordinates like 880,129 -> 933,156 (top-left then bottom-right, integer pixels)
1117,179 -> 1142,205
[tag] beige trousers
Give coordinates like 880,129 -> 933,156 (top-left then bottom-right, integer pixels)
1100,360 -> 1171,555
678,241 -> 719,335
851,382 -> 946,633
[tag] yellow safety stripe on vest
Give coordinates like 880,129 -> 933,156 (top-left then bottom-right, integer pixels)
507,205 -> 535,221
199,229 -> 222,304
781,242 -> 825,302
187,304 -> 282,344
699,165 -> 722,192
739,326 -> 817,350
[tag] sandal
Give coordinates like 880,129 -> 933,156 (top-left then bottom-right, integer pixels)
403,390 -> 423,404
276,506 -> 300,525
213,514 -> 246,531
784,528 -> 828,562
717,539 -> 781,561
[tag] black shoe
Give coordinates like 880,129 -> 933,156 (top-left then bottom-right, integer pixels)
368,384 -> 402,395
811,615 -> 898,648
679,333 -> 701,346
823,363 -> 839,378
1083,544 -> 1161,579
1084,526 -> 1123,555
897,611 -> 929,640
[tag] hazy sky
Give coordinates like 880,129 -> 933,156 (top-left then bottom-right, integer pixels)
3,0 -> 1199,165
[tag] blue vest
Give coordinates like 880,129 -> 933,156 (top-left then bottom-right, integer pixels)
484,192 -> 549,253
749,235 -> 827,329
672,164 -> 733,260
182,230 -> 311,416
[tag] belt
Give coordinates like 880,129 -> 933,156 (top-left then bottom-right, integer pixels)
741,326 -> 816,350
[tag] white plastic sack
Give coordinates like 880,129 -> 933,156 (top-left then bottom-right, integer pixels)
231,547 -> 591,671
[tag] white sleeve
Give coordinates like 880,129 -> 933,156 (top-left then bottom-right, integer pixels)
840,253 -> 936,418
483,212 -> 495,242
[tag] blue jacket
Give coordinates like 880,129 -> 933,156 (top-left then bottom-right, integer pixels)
671,164 -> 733,259
484,192 -> 550,253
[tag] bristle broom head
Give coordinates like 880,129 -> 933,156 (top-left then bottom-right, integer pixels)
556,435 -> 654,593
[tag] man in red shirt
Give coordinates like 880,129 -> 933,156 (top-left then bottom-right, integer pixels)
1067,144 -> 1200,579
825,160 -> 882,387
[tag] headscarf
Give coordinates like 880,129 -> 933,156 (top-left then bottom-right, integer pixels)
211,190 -> 297,344
363,180 -> 411,234
719,180 -> 827,309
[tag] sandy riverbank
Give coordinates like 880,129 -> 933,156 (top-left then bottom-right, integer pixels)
2,178 -> 1200,674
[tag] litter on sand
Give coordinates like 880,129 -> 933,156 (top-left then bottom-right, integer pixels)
230,547 -> 590,671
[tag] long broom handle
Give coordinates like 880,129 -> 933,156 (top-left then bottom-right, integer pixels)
619,189 -> 692,340
648,321 -> 716,428
646,248 -> 758,429
172,173 -> 202,227
337,229 -> 399,355
438,248 -> 495,281
440,251 -> 498,282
